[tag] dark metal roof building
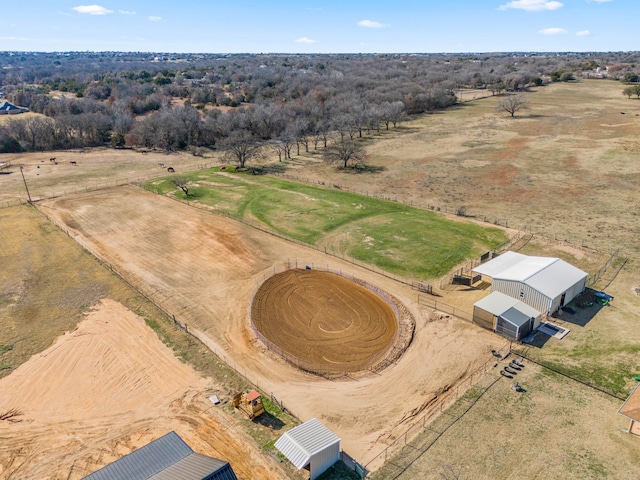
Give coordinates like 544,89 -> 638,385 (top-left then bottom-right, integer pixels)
82,431 -> 238,480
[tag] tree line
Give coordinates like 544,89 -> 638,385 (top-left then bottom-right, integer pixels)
0,51 -> 639,161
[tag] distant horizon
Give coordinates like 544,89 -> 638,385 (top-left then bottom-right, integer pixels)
1,1 -> 635,54
1,50 -> 638,56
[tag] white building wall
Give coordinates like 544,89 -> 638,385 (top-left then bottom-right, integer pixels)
310,442 -> 340,480
492,279 -> 552,314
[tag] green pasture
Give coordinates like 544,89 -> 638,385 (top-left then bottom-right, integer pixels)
144,169 -> 507,280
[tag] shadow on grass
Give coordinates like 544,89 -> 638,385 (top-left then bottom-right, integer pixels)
316,460 -> 362,480
246,163 -> 289,175
337,164 -> 387,174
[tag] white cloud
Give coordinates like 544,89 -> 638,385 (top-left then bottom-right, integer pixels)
499,0 -> 564,11
576,30 -> 591,36
295,37 -> 317,44
0,36 -> 28,41
358,19 -> 387,28
119,10 -> 136,15
148,16 -> 162,21
539,27 -> 568,34
72,5 -> 113,15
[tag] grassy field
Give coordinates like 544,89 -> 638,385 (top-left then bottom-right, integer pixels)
372,362 -> 640,480
144,170 -> 506,279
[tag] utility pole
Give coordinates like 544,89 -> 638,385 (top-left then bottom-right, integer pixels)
19,166 -> 32,203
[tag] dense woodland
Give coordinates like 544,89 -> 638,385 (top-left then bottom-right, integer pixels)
1,51 -> 639,166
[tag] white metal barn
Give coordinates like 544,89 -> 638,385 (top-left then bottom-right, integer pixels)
473,251 -> 588,315
473,291 -> 542,341
275,418 -> 340,480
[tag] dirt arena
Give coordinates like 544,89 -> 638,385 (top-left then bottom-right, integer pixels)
36,185 -> 501,465
252,269 -> 399,374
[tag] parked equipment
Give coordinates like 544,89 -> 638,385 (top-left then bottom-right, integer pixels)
233,389 -> 265,420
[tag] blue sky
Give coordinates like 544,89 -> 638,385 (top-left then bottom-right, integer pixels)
0,1 -> 635,53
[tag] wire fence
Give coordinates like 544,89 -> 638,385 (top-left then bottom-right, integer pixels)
156,191 -> 431,290
363,341 -> 512,472
438,231 -> 532,289
417,294 -> 473,323
511,347 -> 627,401
32,203 -> 305,424
0,162 -> 218,206
248,260 -> 413,377
270,172 -> 626,259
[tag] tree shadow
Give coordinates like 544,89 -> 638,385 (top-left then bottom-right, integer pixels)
338,164 -> 387,174
248,163 -> 289,175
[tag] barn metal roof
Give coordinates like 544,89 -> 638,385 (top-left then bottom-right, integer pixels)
474,291 -> 540,322
150,453 -> 236,480
82,431 -> 236,480
473,252 -> 587,299
275,418 -> 340,470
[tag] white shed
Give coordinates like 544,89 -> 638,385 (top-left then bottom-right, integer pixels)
473,252 -> 587,315
275,418 -> 340,480
473,291 -> 542,341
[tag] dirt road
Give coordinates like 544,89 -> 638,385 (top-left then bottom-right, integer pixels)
38,186 -> 502,464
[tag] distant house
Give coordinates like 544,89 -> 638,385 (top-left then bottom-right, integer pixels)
82,431 -> 238,480
275,418 -> 340,480
619,384 -> 640,437
473,251 -> 587,316
0,101 -> 28,115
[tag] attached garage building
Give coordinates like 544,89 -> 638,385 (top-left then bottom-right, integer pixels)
473,291 -> 542,341
275,418 -> 340,480
473,251 -> 587,315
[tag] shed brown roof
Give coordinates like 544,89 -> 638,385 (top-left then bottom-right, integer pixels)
619,384 -> 640,422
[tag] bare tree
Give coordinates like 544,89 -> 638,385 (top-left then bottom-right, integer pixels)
220,130 -> 263,169
496,93 -> 529,117
323,135 -> 367,169
171,175 -> 191,197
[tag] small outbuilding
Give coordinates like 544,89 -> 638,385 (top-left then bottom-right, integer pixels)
82,431 -> 237,480
618,384 -> 640,437
473,291 -> 542,341
275,418 -> 340,480
473,251 -> 587,315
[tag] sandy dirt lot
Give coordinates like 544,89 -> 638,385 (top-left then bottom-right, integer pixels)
0,299 -> 287,480
37,185 -> 504,464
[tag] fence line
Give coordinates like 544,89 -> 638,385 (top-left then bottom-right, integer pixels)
270,172 -> 624,259
363,341 -> 512,471
33,203 -> 304,423
512,347 -> 627,401
158,191 -> 432,291
0,162 -> 218,207
247,260 -> 413,377
417,294 -> 473,323
587,248 -> 622,288
438,231 -> 532,289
